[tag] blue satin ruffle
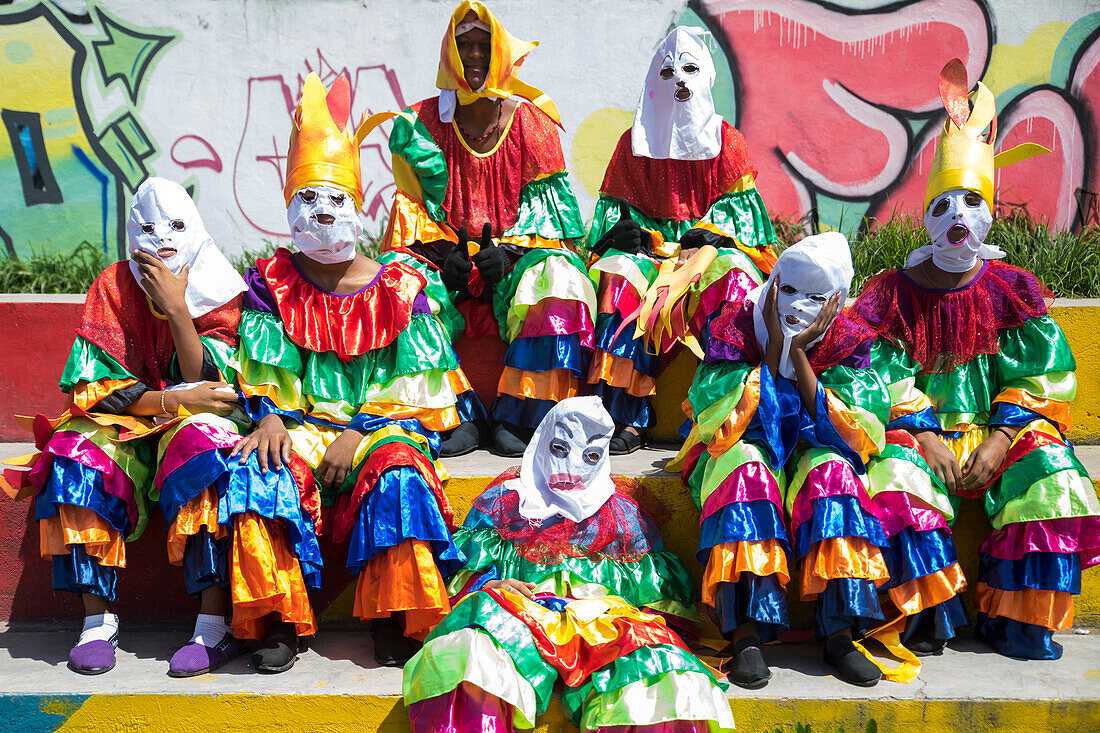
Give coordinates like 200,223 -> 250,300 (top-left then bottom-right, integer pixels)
975,612 -> 1063,660
182,527 -> 230,597
590,382 -> 652,429
880,526 -> 959,589
887,407 -> 942,433
504,333 -> 588,375
35,456 -> 131,536
454,389 -> 489,424
491,394 -> 557,431
798,383 -> 864,474
345,466 -> 465,577
593,311 -> 658,376
698,499 -> 789,561
220,459 -> 322,590
793,495 -> 889,559
815,577 -> 885,639
989,402 -> 1058,432
901,598 -> 969,644
159,448 -> 232,527
241,395 -> 304,425
52,545 -> 117,601
978,551 -> 1081,594
714,572 -> 789,641
740,365 -> 801,471
346,413 -> 441,457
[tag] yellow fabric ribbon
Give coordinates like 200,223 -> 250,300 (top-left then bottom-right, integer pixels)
852,616 -> 921,683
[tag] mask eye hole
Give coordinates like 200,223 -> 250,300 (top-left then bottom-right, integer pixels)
584,450 -> 602,465
809,294 -> 828,303
659,67 -> 675,80
140,223 -> 154,234
330,193 -> 346,207
931,199 -> 949,217
779,284 -> 798,295
550,440 -> 568,458
963,191 -> 982,208
682,63 -> 699,74
298,189 -> 317,203
169,219 -> 186,232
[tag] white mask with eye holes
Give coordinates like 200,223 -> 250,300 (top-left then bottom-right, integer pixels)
907,188 -> 1003,274
126,177 -> 246,317
505,396 -> 616,524
287,185 -> 362,265
631,26 -> 722,161
749,232 -> 854,379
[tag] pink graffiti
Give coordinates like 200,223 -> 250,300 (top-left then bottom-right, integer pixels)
169,135 -> 223,172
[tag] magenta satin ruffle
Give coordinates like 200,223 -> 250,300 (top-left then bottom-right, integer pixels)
699,461 -> 783,521
598,274 -> 644,317
690,268 -> 759,335
29,430 -> 138,527
979,516 -> 1100,567
518,298 -> 594,346
871,490 -> 951,537
789,460 -> 878,534
152,421 -> 240,489
408,686 -> 514,733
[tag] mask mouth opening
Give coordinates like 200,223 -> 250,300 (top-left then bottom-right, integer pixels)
947,223 -> 969,245
313,213 -> 336,226
156,247 -> 177,259
674,86 -> 692,102
547,476 -> 585,493
784,314 -> 800,326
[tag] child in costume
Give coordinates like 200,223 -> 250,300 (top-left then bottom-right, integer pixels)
383,0 -> 595,457
403,396 -> 735,732
673,232 -> 892,687
853,60 -> 1099,660
230,72 -> 465,669
586,26 -> 777,453
1,177 -> 251,676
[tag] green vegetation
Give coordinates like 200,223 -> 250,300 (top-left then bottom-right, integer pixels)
0,242 -> 107,294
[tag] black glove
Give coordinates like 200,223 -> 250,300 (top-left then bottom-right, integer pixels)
679,226 -> 735,250
471,223 -> 510,287
591,201 -> 650,256
441,229 -> 473,292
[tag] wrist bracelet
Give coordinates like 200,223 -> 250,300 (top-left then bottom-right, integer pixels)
994,426 -> 1014,441
160,390 -> 172,416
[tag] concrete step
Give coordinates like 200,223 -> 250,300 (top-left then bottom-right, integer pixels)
0,629 -> 1096,732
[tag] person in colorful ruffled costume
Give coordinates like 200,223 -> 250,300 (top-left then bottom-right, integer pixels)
853,59 -> 1098,661
586,26 -> 777,454
382,0 -> 594,457
0,177 -> 254,676
671,233 -> 894,688
403,396 -> 735,732
230,72 -> 465,670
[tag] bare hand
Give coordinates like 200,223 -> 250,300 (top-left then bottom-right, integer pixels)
316,429 -> 363,489
762,281 -> 784,347
962,430 -> 1011,492
230,413 -> 292,474
790,294 -> 841,351
133,251 -> 189,316
914,430 -> 963,493
170,381 -> 238,415
482,578 -> 537,600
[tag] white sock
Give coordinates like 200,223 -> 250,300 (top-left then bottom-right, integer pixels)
77,612 -> 119,647
189,613 -> 231,648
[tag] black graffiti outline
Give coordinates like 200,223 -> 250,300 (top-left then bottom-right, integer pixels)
88,4 -> 176,105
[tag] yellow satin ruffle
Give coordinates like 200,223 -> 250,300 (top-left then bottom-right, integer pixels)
825,392 -> 880,465
166,486 -> 226,565
39,504 -> 125,568
993,389 -> 1072,434
800,537 -> 889,599
889,394 -> 935,424
498,366 -> 581,402
586,350 -> 656,397
887,562 -> 967,617
701,539 -> 789,606
353,537 -> 451,641
356,402 -> 460,433
706,369 -> 762,458
975,582 -> 1074,631
230,512 -> 317,640
941,424 -> 987,466
70,378 -> 141,412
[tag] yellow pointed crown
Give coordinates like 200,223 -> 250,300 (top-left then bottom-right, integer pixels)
283,72 -> 364,208
925,59 -> 1050,210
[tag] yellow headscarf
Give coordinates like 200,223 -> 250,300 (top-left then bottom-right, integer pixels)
436,1 -> 561,127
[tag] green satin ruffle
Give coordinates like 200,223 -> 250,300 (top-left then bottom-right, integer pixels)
985,438 -> 1095,525
239,310 -> 303,373
493,247 -> 591,331
587,195 -> 691,249
200,336 -> 241,385
688,360 -> 754,420
866,443 -> 957,523
375,250 -> 465,342
59,336 -> 136,392
390,108 -> 448,222
503,171 -> 586,240
819,364 -> 891,428
451,527 -> 697,612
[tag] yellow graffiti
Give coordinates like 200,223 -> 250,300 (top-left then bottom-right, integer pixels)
981,22 -> 1072,97
570,106 -> 632,199
38,696 -> 84,718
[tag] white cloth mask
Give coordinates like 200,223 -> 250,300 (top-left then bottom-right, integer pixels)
287,185 -> 361,264
505,396 -> 615,524
749,232 -> 854,379
907,188 -> 1001,274
631,26 -> 722,161
126,177 -> 246,318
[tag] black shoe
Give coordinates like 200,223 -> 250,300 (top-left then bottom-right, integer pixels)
823,635 -> 881,687
439,421 -> 480,457
251,623 -> 299,674
609,426 -> 645,455
370,617 -> 422,667
907,635 -> 948,657
492,422 -> 530,457
727,636 -> 771,690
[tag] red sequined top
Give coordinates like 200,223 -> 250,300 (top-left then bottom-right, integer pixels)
599,121 -> 757,221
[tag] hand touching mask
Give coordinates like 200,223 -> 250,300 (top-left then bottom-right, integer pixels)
287,185 -> 362,264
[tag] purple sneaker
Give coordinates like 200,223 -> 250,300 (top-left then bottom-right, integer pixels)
68,639 -> 116,675
168,635 -> 245,678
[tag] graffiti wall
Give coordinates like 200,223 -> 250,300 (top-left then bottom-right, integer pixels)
0,0 -> 1096,262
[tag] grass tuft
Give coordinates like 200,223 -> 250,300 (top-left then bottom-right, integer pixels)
0,242 -> 107,294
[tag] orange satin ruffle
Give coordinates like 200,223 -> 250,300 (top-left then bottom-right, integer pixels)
800,537 -> 889,599
974,582 -> 1074,631
707,369 -> 761,457
356,402 -> 461,433
586,350 -> 656,397
825,391 -> 879,465
353,538 -> 450,641
889,394 -> 934,424
497,366 -> 581,402
229,512 -> 317,640
701,539 -> 789,606
993,389 -> 1072,434
887,562 -> 967,617
39,504 -> 125,568
71,378 -> 141,412
166,486 -> 227,565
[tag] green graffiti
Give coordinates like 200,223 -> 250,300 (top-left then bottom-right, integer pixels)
89,5 -> 178,105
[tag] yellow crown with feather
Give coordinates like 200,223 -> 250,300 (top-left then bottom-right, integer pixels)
925,59 -> 1050,210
